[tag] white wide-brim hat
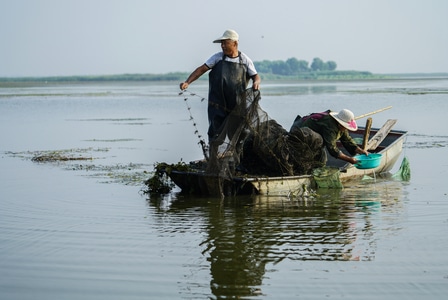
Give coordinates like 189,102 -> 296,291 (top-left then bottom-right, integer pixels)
213,29 -> 239,43
329,109 -> 358,131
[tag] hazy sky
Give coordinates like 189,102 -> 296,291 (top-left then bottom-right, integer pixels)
1,0 -> 447,77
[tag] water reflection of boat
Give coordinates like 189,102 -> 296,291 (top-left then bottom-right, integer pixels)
148,181 -> 405,298
166,124 -> 407,196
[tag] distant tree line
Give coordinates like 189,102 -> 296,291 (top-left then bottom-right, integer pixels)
254,57 -> 337,76
2,57 -> 388,83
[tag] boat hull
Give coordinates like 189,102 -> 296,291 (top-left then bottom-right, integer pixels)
167,127 -> 407,196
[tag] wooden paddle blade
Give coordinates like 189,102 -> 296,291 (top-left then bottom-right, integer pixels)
366,119 -> 397,151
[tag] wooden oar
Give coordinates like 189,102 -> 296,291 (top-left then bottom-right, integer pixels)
362,117 -> 372,150
355,106 -> 392,120
366,119 -> 397,151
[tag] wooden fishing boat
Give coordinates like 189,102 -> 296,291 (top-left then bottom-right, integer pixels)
166,119 -> 407,196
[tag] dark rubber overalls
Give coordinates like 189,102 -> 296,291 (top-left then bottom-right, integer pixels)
207,52 -> 249,144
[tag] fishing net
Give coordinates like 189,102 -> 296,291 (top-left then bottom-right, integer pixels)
145,89 -> 354,195
392,156 -> 411,181
206,88 -> 325,182
313,167 -> 343,189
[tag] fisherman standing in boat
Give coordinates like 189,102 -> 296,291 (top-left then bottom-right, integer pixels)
290,109 -> 369,164
179,29 -> 261,158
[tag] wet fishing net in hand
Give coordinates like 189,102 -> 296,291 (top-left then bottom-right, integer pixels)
207,88 -> 326,182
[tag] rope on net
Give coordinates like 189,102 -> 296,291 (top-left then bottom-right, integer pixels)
179,90 -> 209,161
179,88 -> 324,180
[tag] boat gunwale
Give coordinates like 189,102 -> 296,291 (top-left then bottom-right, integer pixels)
166,127 -> 407,195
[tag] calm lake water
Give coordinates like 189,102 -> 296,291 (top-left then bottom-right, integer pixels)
1,79 -> 448,299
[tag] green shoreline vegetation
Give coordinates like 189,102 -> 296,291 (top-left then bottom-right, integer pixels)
2,72 -> 447,85
0,71 -> 386,83
1,57 -> 447,84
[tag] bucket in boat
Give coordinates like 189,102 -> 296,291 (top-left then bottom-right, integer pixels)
354,153 -> 382,169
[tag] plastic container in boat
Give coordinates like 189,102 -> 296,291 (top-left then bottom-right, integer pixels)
354,153 -> 382,169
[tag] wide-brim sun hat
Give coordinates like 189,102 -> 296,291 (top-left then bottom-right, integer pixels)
213,29 -> 239,43
329,109 -> 358,131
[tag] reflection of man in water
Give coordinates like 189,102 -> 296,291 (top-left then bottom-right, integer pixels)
204,196 -> 362,297
149,189 -> 385,298
207,203 -> 265,297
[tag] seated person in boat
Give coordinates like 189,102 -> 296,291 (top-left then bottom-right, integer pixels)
289,109 -> 369,165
